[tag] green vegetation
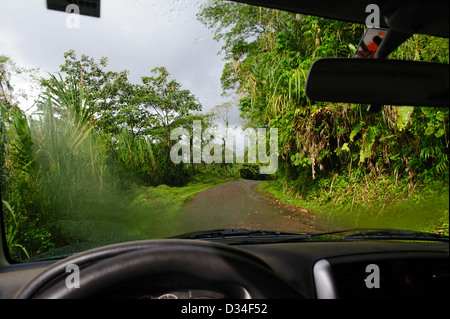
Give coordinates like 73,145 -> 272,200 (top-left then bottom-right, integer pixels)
258,174 -> 449,235
1,1 -> 448,261
53,175 -> 237,253
198,1 -> 449,233
0,52 -> 242,260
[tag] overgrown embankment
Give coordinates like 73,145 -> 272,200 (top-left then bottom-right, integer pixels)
258,173 -> 449,235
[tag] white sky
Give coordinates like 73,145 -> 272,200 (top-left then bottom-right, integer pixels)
0,0 -> 243,128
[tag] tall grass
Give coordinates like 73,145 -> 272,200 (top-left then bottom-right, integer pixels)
2,75 -> 138,259
1,104 -> 46,258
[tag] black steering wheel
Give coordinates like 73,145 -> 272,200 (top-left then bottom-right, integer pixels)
15,239 -> 306,299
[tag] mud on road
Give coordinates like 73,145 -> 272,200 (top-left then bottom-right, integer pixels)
180,180 -> 330,234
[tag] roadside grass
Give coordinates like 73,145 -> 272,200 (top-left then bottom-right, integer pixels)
57,175 -> 241,250
122,176 -> 241,238
258,174 -> 449,236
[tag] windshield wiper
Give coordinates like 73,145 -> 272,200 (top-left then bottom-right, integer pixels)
172,228 -> 449,244
172,228 -> 312,242
326,229 -> 449,243
312,228 -> 449,242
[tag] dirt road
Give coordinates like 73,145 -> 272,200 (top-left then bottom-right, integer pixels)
180,180 -> 328,234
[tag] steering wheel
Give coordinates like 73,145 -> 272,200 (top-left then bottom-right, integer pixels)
15,239 -> 306,299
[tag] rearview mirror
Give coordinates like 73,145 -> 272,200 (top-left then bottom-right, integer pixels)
305,58 -> 449,107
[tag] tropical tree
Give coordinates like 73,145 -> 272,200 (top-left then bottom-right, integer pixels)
138,67 -> 202,149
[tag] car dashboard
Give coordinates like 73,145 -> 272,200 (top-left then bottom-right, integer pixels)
0,240 -> 448,299
240,241 -> 449,299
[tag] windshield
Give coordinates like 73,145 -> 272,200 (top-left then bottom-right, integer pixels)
1,0 -> 448,262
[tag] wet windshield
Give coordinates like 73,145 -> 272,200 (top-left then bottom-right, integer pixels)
1,0 -> 448,262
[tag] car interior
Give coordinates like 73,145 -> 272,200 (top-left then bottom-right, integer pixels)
0,0 -> 448,300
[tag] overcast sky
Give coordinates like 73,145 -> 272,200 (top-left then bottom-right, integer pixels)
0,0 -> 243,128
